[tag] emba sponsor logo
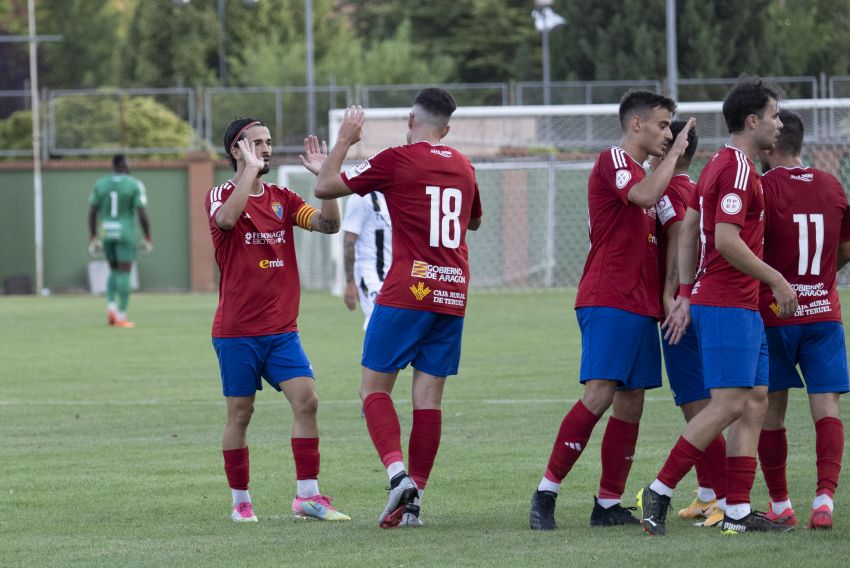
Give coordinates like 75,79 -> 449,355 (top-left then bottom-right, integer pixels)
259,258 -> 285,269
431,149 -> 452,158
790,173 -> 813,182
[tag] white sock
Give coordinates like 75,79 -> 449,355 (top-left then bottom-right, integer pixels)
698,487 -> 716,502
716,498 -> 726,511
650,479 -> 674,498
107,302 -> 117,313
771,499 -> 792,514
725,503 -> 751,520
537,477 -> 561,494
387,461 -> 405,481
812,494 -> 834,512
296,479 -> 319,498
232,489 -> 250,506
597,498 -> 621,509
117,310 -> 127,321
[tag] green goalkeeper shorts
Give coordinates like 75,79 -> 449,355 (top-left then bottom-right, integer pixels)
104,240 -> 137,264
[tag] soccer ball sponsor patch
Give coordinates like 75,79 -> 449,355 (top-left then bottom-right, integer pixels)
720,193 -> 743,215
615,169 -> 632,189
345,160 -> 371,180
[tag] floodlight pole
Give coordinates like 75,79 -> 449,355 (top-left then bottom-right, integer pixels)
218,0 -> 227,86
666,0 -> 678,101
29,0 -> 44,295
305,0 -> 315,136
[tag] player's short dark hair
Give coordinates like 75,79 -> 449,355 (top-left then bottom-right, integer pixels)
413,88 -> 457,119
618,90 -> 676,130
224,117 -> 267,171
112,154 -> 128,173
722,76 -> 781,134
774,109 -> 804,156
670,120 -> 698,163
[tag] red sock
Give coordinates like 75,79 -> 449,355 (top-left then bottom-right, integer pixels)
363,392 -> 403,467
657,436 -> 703,489
544,400 -> 600,483
291,437 -> 320,480
815,417 -> 844,498
223,447 -> 250,490
758,428 -> 788,502
598,416 -> 640,500
408,409 -> 442,490
726,456 -> 757,506
700,434 -> 727,499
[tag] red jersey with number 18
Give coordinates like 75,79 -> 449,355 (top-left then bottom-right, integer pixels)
341,142 -> 482,316
576,146 -> 661,319
691,146 -> 765,310
760,166 -> 850,326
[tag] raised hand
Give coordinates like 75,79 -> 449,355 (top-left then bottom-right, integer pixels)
337,105 -> 365,146
299,135 -> 328,175
236,138 -> 264,171
668,116 -> 696,159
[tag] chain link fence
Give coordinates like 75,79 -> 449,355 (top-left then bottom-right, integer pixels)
205,86 -> 352,154
516,80 -> 662,105
2,77 -> 850,158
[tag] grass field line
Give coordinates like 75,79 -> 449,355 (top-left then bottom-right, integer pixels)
0,396 -> 682,406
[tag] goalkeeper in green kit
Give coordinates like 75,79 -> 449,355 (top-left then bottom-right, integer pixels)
88,154 -> 153,328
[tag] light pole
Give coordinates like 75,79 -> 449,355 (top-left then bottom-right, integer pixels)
0,1 -> 61,295
305,0 -> 315,138
532,0 -> 566,106
666,0 -> 678,101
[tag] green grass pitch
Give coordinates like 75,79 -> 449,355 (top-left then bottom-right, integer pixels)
2,291 -> 850,566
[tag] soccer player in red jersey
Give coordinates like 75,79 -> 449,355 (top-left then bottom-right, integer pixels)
639,77 -> 798,535
207,118 -> 350,523
654,121 -> 727,527
529,90 -> 695,531
313,88 -> 482,528
757,109 -> 850,529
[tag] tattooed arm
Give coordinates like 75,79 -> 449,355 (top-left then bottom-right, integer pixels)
309,198 -> 340,234
343,232 -> 358,310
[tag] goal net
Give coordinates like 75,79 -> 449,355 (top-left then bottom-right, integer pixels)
290,99 -> 850,292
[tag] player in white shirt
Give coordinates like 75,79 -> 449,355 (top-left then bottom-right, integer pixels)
341,192 -> 393,329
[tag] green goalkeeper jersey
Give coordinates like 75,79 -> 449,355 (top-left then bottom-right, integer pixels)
89,174 -> 148,242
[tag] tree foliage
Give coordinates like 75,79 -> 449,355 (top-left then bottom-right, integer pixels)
3,0 -> 850,91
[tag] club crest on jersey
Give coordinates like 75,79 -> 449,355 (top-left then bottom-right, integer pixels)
720,193 -> 743,215
271,202 -> 283,219
615,169 -> 632,189
410,281 -> 431,301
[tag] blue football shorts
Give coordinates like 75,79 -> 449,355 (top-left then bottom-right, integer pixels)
576,307 -> 662,390
661,324 -> 710,406
362,304 -> 464,378
690,305 -> 768,390
765,322 -> 849,394
212,332 -> 314,397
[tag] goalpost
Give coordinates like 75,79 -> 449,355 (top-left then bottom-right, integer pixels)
318,99 -> 850,292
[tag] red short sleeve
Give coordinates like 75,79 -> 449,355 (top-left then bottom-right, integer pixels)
341,148 -> 396,196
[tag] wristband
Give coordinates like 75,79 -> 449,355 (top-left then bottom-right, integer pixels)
677,283 -> 693,299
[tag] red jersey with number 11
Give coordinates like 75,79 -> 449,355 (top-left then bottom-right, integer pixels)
341,142 -> 482,316
760,166 -> 850,326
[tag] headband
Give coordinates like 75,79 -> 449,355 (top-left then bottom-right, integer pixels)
228,121 -> 262,154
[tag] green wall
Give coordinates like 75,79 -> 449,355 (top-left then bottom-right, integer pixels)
0,167 -> 189,292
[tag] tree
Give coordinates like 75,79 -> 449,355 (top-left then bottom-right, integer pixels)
121,1 -> 219,87
38,0 -> 123,88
